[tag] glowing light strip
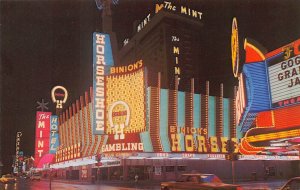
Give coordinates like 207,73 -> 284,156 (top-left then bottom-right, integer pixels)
247,129 -> 300,142
80,96 -> 88,157
73,104 -> 79,150
65,112 -> 69,148
60,117 -> 64,148
86,103 -> 94,156
83,106 -> 89,156
58,116 -> 63,148
69,107 -> 74,150
76,100 -> 82,152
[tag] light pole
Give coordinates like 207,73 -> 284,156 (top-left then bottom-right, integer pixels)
49,167 -> 53,189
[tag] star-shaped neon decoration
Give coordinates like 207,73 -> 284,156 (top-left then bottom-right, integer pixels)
36,99 -> 49,111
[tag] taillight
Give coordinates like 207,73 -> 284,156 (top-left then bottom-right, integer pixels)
237,187 -> 243,190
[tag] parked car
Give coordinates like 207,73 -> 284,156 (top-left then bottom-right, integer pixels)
278,177 -> 300,190
161,173 -> 243,190
0,174 -> 17,184
30,173 -> 41,181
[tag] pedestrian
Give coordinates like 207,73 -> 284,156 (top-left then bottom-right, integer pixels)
134,174 -> 139,184
264,167 -> 269,180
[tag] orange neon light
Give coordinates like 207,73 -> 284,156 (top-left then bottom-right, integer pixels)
239,138 -> 263,155
256,104 -> 300,129
255,110 -> 274,128
246,129 -> 300,142
244,38 -> 265,63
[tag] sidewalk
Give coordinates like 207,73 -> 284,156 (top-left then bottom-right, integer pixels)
45,178 -> 160,185
42,178 -> 91,185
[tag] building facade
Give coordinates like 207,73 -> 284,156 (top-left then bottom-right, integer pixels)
119,3 -> 204,91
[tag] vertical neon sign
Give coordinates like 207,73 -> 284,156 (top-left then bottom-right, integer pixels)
34,111 -> 51,167
49,115 -> 59,154
93,32 -> 114,134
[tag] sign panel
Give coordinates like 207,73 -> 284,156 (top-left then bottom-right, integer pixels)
268,55 -> 300,107
34,111 -> 51,167
93,32 -> 114,135
103,62 -> 146,153
266,39 -> 300,108
49,115 -> 59,154
14,132 -> 22,171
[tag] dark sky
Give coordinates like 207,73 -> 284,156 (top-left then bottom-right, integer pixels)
1,0 -> 300,173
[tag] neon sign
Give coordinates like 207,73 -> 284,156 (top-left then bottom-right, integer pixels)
15,132 -> 22,169
55,143 -> 81,162
51,86 -> 68,109
49,115 -> 59,154
93,32 -> 114,134
231,17 -> 239,77
172,36 -> 181,78
155,1 -> 203,20
169,131 -> 238,153
268,39 -> 300,108
34,112 -> 51,167
110,60 -> 143,75
103,66 -> 146,153
136,1 -> 203,33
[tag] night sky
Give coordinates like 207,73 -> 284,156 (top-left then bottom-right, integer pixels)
1,0 -> 300,173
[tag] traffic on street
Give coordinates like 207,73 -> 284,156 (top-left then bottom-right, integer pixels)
0,177 -> 292,190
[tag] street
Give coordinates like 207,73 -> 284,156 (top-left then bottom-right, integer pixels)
0,178 -> 288,190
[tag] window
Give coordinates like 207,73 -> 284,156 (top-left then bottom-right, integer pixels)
177,166 -> 186,172
165,166 -> 175,172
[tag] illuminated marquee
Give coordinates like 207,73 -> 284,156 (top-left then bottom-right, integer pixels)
268,40 -> 300,108
49,115 -> 59,154
103,65 -> 146,153
34,111 -> 51,167
93,32 -> 114,134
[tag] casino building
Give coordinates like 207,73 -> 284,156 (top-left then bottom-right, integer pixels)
48,2 -> 242,181
51,59 -> 241,181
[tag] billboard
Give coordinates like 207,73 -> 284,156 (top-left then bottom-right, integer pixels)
93,32 -> 114,135
34,111 -> 51,167
267,39 -> 300,108
103,60 -> 146,153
